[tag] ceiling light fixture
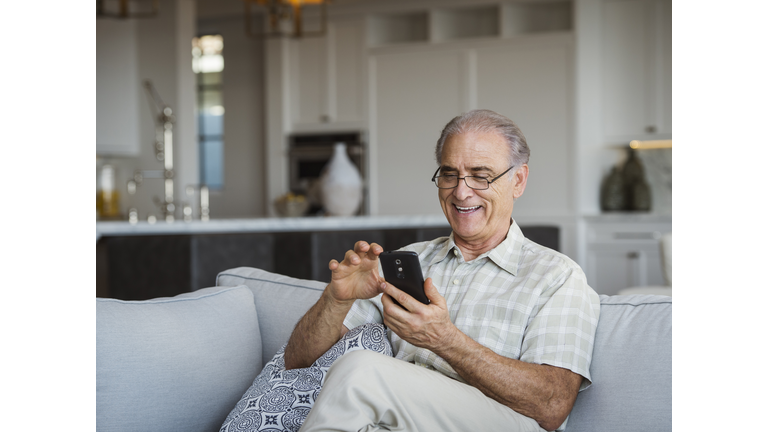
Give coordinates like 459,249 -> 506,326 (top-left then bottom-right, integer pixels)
629,139 -> 672,150
242,0 -> 328,38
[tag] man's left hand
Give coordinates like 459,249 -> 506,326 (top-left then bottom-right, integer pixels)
380,278 -> 460,351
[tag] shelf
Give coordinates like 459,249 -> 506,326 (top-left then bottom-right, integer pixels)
431,5 -> 500,42
368,11 -> 429,46
501,1 -> 572,37
368,1 -> 572,47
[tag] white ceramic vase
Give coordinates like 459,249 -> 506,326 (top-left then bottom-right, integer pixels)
320,143 -> 363,216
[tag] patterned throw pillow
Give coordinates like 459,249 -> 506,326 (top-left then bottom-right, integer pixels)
220,323 -> 393,432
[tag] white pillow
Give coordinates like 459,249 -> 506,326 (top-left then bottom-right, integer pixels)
97,285 -> 262,432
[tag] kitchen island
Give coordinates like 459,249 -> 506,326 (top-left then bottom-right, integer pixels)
96,215 -> 559,300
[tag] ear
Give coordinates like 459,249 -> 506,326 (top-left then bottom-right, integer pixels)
512,164 -> 529,199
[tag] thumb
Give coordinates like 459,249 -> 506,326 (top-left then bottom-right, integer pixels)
423,278 -> 444,305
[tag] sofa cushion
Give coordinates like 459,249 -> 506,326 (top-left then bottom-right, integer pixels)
217,267 -> 325,366
566,294 -> 672,432
96,285 -> 262,432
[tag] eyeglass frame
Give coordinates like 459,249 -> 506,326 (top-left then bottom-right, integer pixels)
431,165 -> 515,190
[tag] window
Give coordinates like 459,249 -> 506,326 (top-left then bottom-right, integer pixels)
192,35 -> 224,190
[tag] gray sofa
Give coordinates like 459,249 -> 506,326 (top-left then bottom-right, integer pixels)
96,266 -> 672,432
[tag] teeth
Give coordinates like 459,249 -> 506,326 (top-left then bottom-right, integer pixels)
456,205 -> 480,212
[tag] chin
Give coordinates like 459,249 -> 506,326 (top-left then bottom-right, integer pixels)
449,220 -> 483,239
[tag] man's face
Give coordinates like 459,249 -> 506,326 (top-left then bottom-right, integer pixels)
437,131 -> 528,249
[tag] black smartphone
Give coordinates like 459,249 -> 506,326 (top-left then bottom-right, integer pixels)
379,250 -> 429,306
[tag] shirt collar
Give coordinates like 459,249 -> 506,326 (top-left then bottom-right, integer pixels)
428,220 -> 524,276
487,220 -> 524,276
428,233 -> 456,267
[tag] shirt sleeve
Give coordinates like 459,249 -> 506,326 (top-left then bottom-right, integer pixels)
518,263 -> 601,391
342,263 -> 389,330
343,295 -> 384,330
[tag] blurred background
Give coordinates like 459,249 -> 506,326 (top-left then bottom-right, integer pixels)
96,0 -> 672,298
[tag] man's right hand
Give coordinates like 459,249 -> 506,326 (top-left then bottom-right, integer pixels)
327,241 -> 385,303
285,240 -> 384,369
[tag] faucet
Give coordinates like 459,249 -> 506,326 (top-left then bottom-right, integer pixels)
185,185 -> 210,222
127,80 -> 177,223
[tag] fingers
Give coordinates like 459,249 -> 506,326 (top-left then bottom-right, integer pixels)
344,249 -> 362,265
340,241 -> 385,266
354,241 -> 384,261
353,240 -> 370,254
380,281 -> 416,313
381,278 -> 444,315
329,241 -> 384,272
368,242 -> 384,256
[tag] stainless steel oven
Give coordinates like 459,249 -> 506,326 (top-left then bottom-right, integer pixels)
288,131 -> 367,215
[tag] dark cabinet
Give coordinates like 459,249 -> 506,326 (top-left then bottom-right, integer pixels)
97,233 -> 274,300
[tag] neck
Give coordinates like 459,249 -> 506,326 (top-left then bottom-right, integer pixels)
454,221 -> 512,261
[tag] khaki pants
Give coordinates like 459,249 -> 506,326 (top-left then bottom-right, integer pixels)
299,350 -> 545,432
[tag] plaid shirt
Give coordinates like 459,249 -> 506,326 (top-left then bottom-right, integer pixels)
344,220 -> 600,390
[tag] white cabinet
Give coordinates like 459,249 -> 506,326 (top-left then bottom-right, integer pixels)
365,2 -> 574,216
583,216 -> 671,295
370,49 -> 467,216
369,34 -> 574,217
96,19 -> 141,156
475,39 -> 574,218
288,19 -> 366,132
601,0 -> 672,144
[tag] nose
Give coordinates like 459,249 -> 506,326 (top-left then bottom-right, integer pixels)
452,177 -> 475,201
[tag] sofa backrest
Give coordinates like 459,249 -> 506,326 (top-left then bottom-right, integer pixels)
217,267 -> 325,366
218,268 -> 672,432
566,294 -> 672,432
216,268 -> 672,432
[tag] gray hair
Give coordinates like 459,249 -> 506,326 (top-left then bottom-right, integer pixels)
434,109 -> 530,169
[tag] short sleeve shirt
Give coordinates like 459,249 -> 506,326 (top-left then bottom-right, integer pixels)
343,220 -> 601,390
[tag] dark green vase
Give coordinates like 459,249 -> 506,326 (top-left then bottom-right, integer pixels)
632,180 -> 652,211
600,166 -> 626,211
623,150 -> 644,187
623,149 -> 652,211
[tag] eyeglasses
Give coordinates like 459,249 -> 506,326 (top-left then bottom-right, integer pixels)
431,166 -> 515,190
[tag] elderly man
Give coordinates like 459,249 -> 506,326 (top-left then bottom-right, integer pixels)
283,109 -> 599,432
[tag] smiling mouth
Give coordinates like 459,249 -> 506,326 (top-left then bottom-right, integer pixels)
454,204 -> 481,214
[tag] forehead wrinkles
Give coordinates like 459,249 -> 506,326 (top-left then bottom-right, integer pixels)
442,132 -> 507,172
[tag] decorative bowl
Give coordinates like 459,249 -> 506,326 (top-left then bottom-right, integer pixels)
274,194 -> 310,217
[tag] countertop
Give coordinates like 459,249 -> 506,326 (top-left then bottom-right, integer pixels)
582,212 -> 672,223
96,214 -> 451,241
96,212 -> 671,241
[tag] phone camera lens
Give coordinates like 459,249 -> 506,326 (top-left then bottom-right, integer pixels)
395,259 -> 401,265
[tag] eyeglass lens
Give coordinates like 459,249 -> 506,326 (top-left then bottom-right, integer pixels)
435,176 -> 488,190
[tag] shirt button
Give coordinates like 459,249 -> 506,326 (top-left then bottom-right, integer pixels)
453,279 -> 459,285
453,249 -> 458,256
